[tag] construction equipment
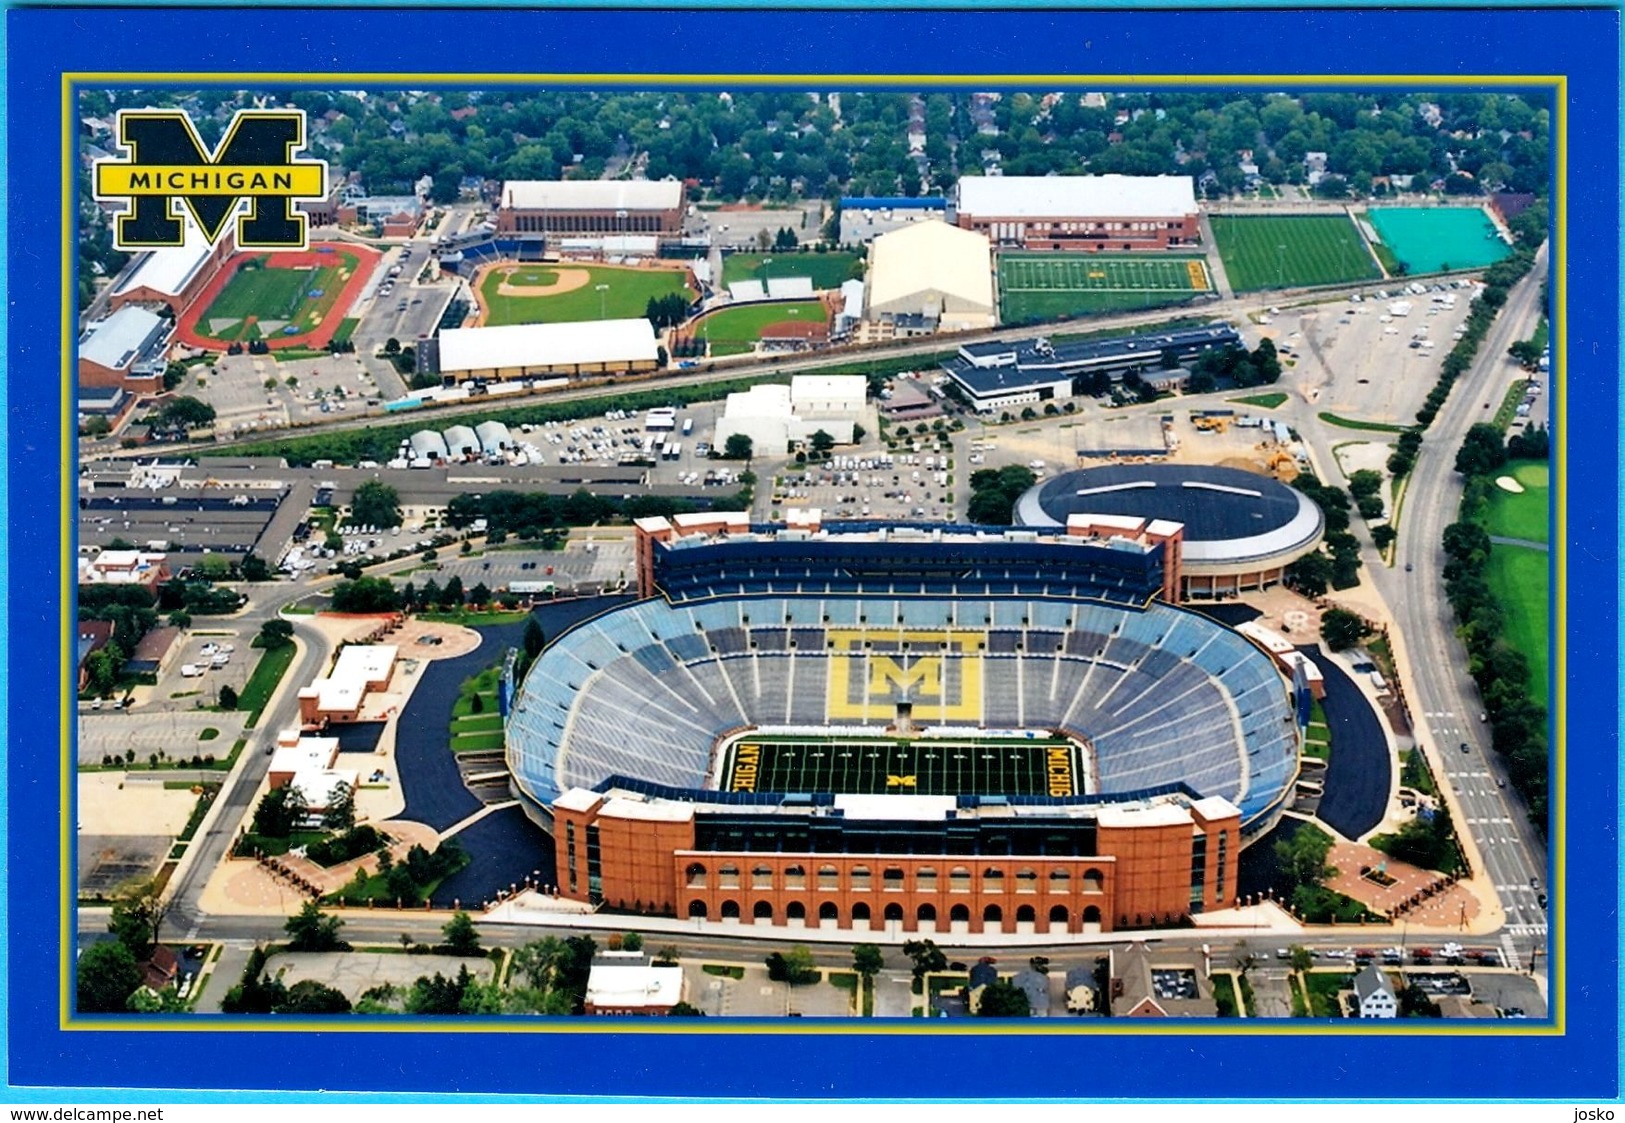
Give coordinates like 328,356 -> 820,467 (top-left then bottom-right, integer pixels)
1192,415 -> 1230,434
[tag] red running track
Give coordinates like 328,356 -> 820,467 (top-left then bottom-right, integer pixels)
174,241 -> 382,352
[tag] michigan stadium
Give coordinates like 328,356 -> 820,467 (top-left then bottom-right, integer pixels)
503,512 -> 1305,936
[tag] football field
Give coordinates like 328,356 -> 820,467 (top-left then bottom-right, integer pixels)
195,254 -> 349,342
720,733 -> 1085,797
1208,215 -> 1381,292
998,253 -> 1213,323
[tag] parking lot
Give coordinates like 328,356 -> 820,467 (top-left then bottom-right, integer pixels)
148,633 -> 255,712
1287,284 -> 1480,425
270,951 -> 496,1002
77,710 -> 249,766
438,537 -> 635,596
771,447 -> 956,523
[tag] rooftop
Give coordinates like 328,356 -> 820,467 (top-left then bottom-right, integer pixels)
111,227 -> 216,298
957,174 -> 1196,219
502,179 -> 682,212
438,319 -> 659,373
80,306 -> 170,371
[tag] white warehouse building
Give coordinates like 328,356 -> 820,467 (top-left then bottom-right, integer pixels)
476,420 -> 513,455
443,425 -> 480,459
713,374 -> 867,456
862,220 -> 995,340
435,320 -> 661,384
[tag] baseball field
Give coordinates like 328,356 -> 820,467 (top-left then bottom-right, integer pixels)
476,262 -> 695,326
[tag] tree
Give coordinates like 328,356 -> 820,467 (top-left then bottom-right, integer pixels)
765,945 -> 820,986
108,880 -> 171,960
384,337 -> 401,355
1507,339 -> 1543,369
330,577 -> 402,613
852,944 -> 883,988
1370,524 -> 1398,551
1346,469 -> 1384,499
83,647 -> 122,698
668,1001 -> 706,1016
1507,424 -> 1549,461
723,433 -> 754,460
1275,824 -> 1334,889
809,429 -> 836,457
1321,607 -> 1370,651
512,936 -> 569,990
77,941 -> 142,1013
620,932 -> 644,953
441,911 -> 483,957
251,784 -> 308,838
218,683 -> 239,710
284,901 -> 350,953
257,618 -> 295,649
157,396 -> 217,430
901,938 -> 948,984
350,481 -> 403,529
1455,423 -> 1509,477
278,979 -> 353,1014
322,780 -> 356,832
1286,552 -> 1333,599
974,978 -> 1032,1017
1289,945 -> 1315,974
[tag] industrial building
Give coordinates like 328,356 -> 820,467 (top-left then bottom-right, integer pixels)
504,511 -> 1307,936
496,180 -> 685,238
107,227 -> 234,316
298,644 -> 399,726
940,324 -> 1240,413
434,320 -> 661,384
78,306 -> 174,394
712,374 -> 867,455
862,220 -> 995,340
955,175 -> 1200,251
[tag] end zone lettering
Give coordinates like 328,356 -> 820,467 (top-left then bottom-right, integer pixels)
93,108 -> 328,251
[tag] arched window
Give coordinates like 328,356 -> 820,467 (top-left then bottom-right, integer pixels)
949,867 -> 972,892
1015,868 -> 1038,893
1016,904 -> 1036,924
688,899 -> 708,918
983,903 -> 1003,924
754,900 -> 774,920
786,901 -> 807,921
883,866 -> 906,891
851,902 -> 871,922
1082,868 -> 1104,893
1082,905 -> 1103,925
818,901 -> 840,921
917,903 -> 938,923
720,899 -> 741,919
850,865 -> 872,891
949,903 -> 971,923
784,865 -> 806,890
884,902 -> 905,922
982,867 -> 1005,892
916,867 -> 938,892
1049,869 -> 1071,893
818,865 -> 840,891
1048,904 -> 1070,927
719,864 -> 740,890
751,865 -> 773,890
685,863 -> 707,889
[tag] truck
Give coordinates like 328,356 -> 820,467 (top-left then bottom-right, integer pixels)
681,417 -> 694,436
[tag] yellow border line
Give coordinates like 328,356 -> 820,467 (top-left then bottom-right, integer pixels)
62,71 -> 1566,1037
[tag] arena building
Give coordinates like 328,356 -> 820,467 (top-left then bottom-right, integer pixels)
504,511 -> 1303,936
955,175 -> 1200,251
433,319 -> 660,384
862,220 -> 996,340
1015,463 -> 1324,599
108,227 -> 234,316
496,180 -> 685,238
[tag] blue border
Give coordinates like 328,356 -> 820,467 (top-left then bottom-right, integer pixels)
8,4 -> 1619,1101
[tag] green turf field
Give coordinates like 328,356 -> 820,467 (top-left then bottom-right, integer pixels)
477,264 -> 695,327
1208,215 -> 1381,292
1366,207 -> 1512,275
197,257 -> 348,342
1483,459 -> 1549,544
721,733 -> 1084,797
997,252 -> 1213,323
1486,545 -> 1549,708
722,251 -> 862,290
696,301 -> 828,357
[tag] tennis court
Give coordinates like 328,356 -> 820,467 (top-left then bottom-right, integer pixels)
1366,207 -> 1513,275
998,253 -> 1213,322
721,733 -> 1084,797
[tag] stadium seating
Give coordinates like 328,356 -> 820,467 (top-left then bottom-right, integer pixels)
507,596 -> 1298,824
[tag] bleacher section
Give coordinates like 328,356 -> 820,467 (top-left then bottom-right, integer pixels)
507,596 -> 1298,827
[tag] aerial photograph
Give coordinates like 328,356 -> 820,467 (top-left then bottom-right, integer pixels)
71,84 -> 1552,1023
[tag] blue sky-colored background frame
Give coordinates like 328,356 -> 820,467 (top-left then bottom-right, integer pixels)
6,4 -> 1618,1101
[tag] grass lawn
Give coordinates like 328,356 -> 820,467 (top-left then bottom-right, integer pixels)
702,964 -> 745,979
1213,972 -> 1241,1017
1486,545 -> 1549,707
197,255 -> 355,343
332,317 -> 359,345
1483,458 -> 1549,544
722,251 -> 861,290
697,301 -> 827,357
417,608 -> 534,626
238,829 -> 328,857
1317,411 -> 1409,433
478,264 -> 694,326
1304,972 -> 1352,1018
451,729 -> 505,753
1209,215 -> 1381,292
998,252 -> 1212,323
239,643 -> 297,728
1230,392 -> 1288,409
1491,379 -> 1532,433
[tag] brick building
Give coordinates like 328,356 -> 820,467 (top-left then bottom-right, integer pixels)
497,180 -> 684,237
954,175 -> 1199,251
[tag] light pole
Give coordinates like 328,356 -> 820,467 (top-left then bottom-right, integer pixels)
595,283 -> 609,320
1276,244 -> 1286,289
760,257 -> 773,289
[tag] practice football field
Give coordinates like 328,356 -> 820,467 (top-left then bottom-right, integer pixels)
196,256 -> 346,341
1208,215 -> 1381,292
998,252 -> 1213,322
721,734 -> 1085,797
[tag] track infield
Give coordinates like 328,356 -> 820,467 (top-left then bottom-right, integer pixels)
177,244 -> 379,351
998,252 -> 1213,322
721,733 -> 1085,797
475,261 -> 696,326
1208,215 -> 1381,292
